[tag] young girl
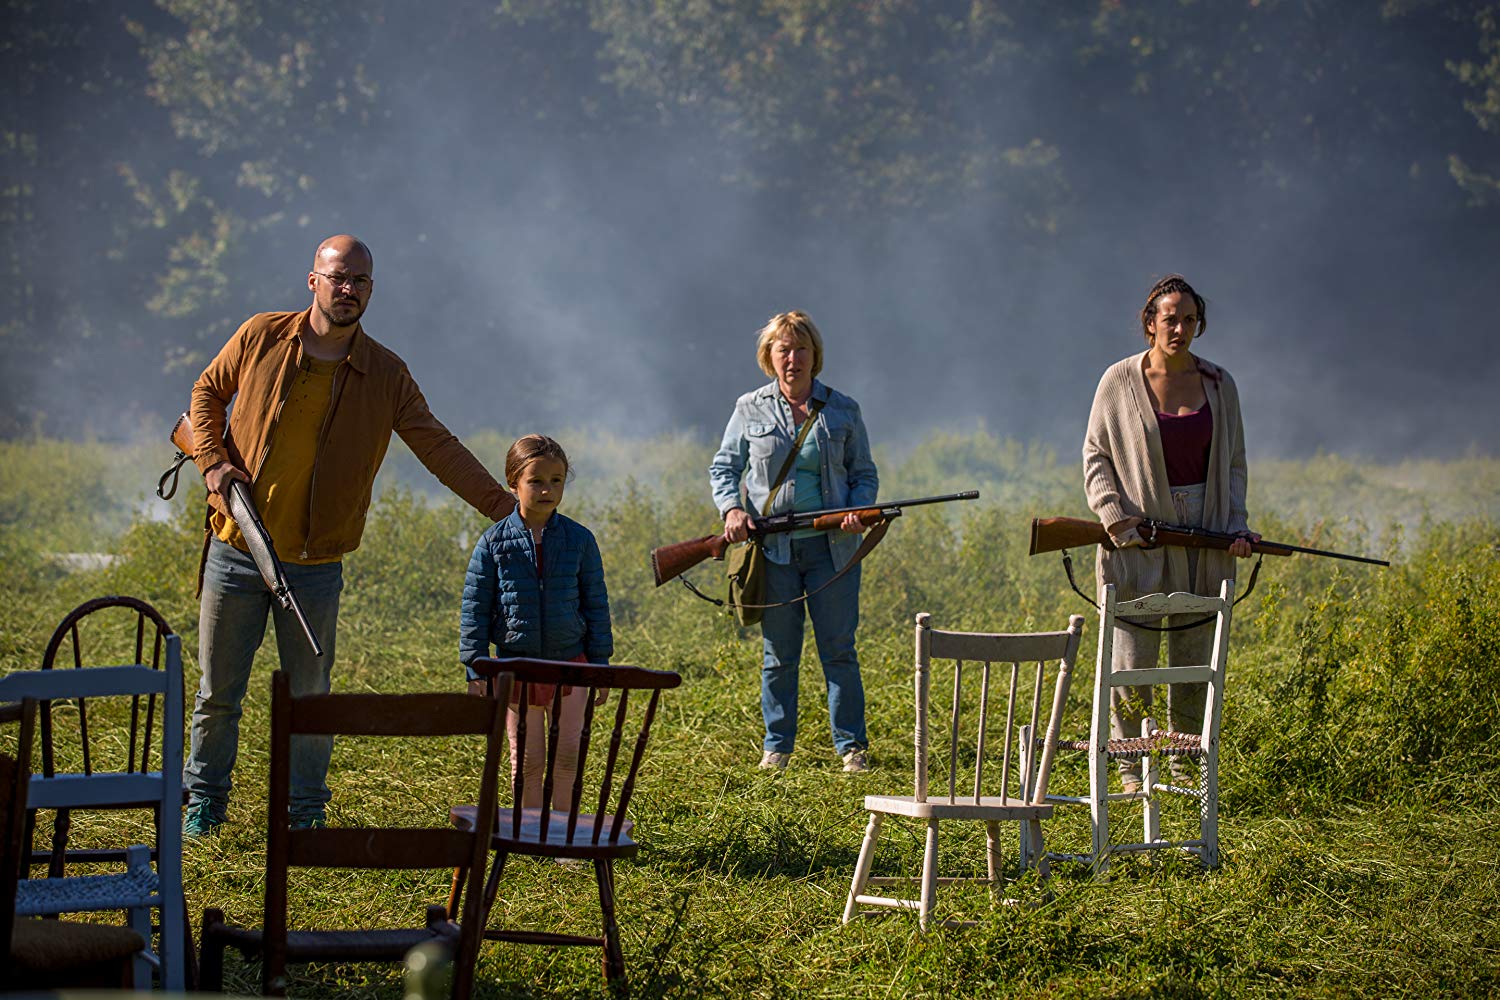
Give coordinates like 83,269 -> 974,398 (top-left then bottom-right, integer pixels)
459,435 -> 613,809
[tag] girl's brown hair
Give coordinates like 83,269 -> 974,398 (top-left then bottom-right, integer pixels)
504,434 -> 570,488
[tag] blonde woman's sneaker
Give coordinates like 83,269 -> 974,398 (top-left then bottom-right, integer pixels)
842,749 -> 870,773
759,750 -> 791,770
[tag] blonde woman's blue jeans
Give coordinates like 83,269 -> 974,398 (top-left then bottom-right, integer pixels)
759,535 -> 867,757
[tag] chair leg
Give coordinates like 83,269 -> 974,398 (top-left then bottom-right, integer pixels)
1027,818 -> 1051,884
1089,751 -> 1110,875
1202,753 -> 1220,869
447,864 -> 465,919
128,903 -> 152,990
594,859 -> 626,988
919,819 -> 939,932
1142,719 -> 1161,849
199,908 -> 226,993
478,850 -> 509,932
984,820 -> 1002,900
842,813 -> 883,923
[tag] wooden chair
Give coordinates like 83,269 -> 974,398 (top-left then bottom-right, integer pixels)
1034,580 -> 1234,873
842,614 -> 1085,931
455,657 -> 682,991
0,604 -> 187,991
199,670 -> 511,998
3,698 -> 150,990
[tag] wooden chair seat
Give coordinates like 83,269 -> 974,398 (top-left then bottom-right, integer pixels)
450,806 -> 636,858
14,844 -> 159,915
861,793 -> 1058,822
204,904 -> 457,961
1055,729 -> 1209,759
8,918 -> 147,990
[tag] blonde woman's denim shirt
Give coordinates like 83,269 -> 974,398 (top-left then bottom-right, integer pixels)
709,380 -> 879,570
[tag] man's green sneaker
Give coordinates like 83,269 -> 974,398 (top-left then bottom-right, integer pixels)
182,801 -> 223,840
290,814 -> 326,831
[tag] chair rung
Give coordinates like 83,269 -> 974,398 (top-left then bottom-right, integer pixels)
483,929 -> 604,947
1109,839 -> 1204,854
854,895 -> 922,910
1044,851 -> 1096,864
1150,782 -> 1204,798
866,876 -> 997,887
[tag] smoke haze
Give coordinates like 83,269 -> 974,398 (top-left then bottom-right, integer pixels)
3,1 -> 1497,463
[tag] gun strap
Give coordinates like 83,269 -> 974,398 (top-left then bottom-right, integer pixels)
765,398 -> 823,512
1060,548 -> 1263,632
679,516 -> 891,612
156,451 -> 192,501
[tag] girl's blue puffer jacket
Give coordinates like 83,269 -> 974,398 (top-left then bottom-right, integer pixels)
459,509 -> 612,680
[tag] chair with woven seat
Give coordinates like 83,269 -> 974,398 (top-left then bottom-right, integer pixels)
0,599 -> 187,991
842,613 -> 1085,931
199,669 -> 510,997
4,698 -> 150,991
454,656 -> 682,991
1031,580 -> 1234,873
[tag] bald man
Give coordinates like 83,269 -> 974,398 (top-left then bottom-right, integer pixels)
182,235 -> 515,837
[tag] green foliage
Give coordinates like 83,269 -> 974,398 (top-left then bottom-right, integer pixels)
2,432 -> 1498,997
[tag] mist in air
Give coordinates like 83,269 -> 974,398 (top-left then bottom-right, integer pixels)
3,2 -> 1497,462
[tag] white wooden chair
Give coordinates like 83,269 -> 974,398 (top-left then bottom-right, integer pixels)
843,613 -> 1084,930
1030,580 -> 1233,873
0,607 -> 186,991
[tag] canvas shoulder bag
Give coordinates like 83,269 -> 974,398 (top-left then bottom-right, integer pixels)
726,400 -> 823,627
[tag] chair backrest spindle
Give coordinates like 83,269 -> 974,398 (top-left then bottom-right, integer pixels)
973,661 -> 992,801
948,660 -> 962,803
1000,662 -> 1019,801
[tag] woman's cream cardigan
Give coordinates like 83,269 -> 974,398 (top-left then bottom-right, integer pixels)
1083,350 -> 1249,600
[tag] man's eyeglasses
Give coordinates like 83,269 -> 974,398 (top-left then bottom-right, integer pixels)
313,271 -> 373,293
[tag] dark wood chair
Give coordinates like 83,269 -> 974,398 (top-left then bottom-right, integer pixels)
3,698 -> 149,991
200,669 -> 511,998
454,657 -> 682,992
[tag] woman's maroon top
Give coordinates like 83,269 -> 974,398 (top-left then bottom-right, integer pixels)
1156,399 -> 1212,486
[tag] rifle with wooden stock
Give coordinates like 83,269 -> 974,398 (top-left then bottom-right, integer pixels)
160,413 -> 325,656
652,490 -> 980,587
1029,515 -> 1389,567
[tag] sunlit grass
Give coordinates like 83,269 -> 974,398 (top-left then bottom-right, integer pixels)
2,432 -> 1497,997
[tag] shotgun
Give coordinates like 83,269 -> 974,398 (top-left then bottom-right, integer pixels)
651,491 -> 980,586
1029,515 -> 1389,567
160,412 -> 325,655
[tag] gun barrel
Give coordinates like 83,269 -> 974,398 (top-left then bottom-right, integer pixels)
227,481 -> 324,656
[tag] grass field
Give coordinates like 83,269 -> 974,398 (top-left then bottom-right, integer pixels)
1,432 -> 1497,998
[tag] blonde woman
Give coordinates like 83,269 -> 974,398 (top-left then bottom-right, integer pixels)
1083,274 -> 1258,788
710,311 -> 879,773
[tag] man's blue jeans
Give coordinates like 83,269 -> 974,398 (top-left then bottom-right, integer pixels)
760,534 -> 867,756
184,538 -> 342,823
